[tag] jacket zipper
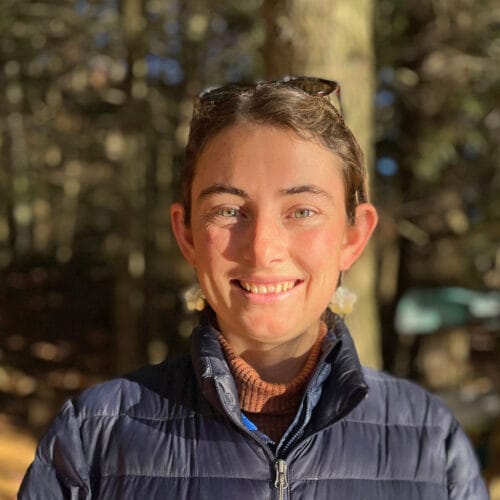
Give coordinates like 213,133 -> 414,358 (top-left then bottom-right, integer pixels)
274,459 -> 288,500
215,389 -> 289,498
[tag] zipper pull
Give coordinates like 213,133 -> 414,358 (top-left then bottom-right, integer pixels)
274,459 -> 288,500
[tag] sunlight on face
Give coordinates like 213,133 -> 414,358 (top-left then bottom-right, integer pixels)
172,123 -> 376,352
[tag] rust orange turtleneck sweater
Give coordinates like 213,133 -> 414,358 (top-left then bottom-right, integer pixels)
218,323 -> 327,443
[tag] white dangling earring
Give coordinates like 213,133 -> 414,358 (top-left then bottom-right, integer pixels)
182,282 -> 205,312
329,273 -> 357,316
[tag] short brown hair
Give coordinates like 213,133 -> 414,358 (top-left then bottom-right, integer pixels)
181,83 -> 368,225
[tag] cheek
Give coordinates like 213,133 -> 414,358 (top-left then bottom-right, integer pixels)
295,227 -> 342,260
195,226 -> 232,262
292,227 -> 344,286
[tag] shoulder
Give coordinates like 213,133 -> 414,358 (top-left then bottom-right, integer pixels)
343,369 -> 487,496
71,354 -> 195,421
21,355 -> 200,492
357,367 -> 456,431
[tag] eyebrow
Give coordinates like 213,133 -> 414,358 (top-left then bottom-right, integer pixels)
280,184 -> 334,200
198,183 -> 249,200
197,183 -> 333,201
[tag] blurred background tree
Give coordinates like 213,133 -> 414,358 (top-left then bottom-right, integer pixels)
262,0 -> 381,369
0,0 -> 498,496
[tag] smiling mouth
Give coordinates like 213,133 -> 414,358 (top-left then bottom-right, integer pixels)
234,279 -> 300,294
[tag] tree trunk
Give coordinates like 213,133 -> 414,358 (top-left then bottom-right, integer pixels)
262,0 -> 381,368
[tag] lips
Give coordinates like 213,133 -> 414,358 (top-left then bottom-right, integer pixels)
236,279 -> 299,294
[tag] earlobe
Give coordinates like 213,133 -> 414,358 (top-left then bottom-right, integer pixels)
170,202 -> 196,267
340,203 -> 378,271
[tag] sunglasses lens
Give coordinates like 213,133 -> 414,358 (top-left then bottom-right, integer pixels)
283,78 -> 338,97
197,77 -> 342,115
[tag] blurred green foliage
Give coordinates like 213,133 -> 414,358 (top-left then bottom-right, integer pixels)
0,0 -> 264,377
0,0 -> 264,427
375,0 -> 499,292
373,0 -> 499,375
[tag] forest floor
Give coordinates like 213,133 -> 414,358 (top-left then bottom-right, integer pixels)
0,414 -> 36,500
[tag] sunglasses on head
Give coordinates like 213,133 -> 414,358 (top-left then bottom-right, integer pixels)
197,76 -> 343,116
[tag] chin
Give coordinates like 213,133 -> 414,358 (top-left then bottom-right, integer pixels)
237,318 -> 304,344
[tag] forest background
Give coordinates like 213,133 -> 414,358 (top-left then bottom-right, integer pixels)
0,0 -> 499,498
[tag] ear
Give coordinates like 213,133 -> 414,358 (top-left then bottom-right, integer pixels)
340,203 -> 378,271
170,202 -> 196,267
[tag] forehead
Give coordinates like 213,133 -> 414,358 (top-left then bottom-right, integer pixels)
191,123 -> 344,194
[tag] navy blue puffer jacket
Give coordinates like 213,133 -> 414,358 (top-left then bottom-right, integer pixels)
19,313 -> 488,499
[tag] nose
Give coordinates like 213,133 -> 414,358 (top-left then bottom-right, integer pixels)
242,213 -> 287,267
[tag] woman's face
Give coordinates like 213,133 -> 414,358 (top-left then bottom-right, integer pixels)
171,123 -> 376,350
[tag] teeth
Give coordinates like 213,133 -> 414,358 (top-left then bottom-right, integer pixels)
239,280 -> 296,294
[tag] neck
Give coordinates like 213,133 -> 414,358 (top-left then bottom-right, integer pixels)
219,321 -> 327,383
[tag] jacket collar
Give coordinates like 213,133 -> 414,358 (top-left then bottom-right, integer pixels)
190,309 -> 368,431
307,310 -> 368,433
190,310 -> 242,420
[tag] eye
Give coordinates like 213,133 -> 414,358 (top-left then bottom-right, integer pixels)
219,207 -> 239,218
201,205 -> 245,225
293,207 -> 316,218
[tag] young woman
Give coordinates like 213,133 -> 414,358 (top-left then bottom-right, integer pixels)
20,78 -> 488,499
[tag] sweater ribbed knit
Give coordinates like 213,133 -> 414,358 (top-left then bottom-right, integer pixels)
218,323 -> 327,442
